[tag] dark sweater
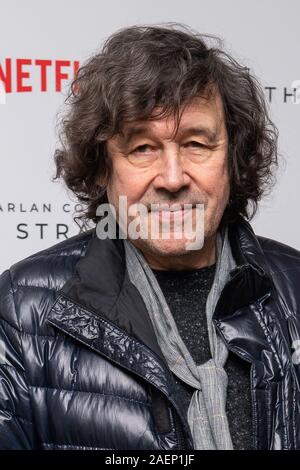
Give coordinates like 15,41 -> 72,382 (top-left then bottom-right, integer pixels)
152,263 -> 253,450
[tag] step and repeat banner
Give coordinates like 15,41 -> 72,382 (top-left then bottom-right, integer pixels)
0,0 -> 299,272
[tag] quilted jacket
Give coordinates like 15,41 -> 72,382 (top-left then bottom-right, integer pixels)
1,214 -> 300,450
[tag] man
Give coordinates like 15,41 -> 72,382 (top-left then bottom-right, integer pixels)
1,23 -> 300,451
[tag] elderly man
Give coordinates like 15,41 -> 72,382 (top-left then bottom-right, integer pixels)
1,24 -> 300,451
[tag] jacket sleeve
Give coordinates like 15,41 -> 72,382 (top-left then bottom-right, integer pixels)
0,269 -> 36,449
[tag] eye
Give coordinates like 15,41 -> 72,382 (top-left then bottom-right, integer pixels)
132,144 -> 152,153
184,141 -> 205,148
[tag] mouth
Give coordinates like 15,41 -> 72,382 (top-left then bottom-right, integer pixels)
147,204 -> 197,226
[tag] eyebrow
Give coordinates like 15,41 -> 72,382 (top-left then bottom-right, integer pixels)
121,125 -> 219,145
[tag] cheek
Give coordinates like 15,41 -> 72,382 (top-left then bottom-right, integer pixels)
196,161 -> 229,199
107,163 -> 152,206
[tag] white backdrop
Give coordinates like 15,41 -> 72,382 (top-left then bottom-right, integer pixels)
1,0 -> 299,273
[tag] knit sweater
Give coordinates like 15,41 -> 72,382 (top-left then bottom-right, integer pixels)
152,263 -> 253,450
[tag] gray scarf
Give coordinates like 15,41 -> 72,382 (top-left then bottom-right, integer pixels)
123,223 -> 237,449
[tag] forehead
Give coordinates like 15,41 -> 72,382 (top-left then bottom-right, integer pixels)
119,90 -> 226,141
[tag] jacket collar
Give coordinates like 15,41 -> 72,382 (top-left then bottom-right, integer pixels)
213,214 -> 273,320
228,214 -> 271,275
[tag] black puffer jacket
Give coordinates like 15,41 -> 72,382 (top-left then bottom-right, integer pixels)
1,215 -> 300,450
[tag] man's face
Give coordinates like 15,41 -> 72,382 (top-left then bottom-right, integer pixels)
104,89 -> 230,264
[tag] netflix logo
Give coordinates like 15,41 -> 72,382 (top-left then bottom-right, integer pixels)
0,58 -> 80,93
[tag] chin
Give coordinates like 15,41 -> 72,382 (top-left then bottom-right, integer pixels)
132,236 -> 203,258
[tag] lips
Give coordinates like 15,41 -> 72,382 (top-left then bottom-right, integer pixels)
149,204 -> 196,212
148,205 -> 195,224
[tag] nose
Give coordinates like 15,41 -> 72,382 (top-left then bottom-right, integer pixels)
153,146 -> 190,193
